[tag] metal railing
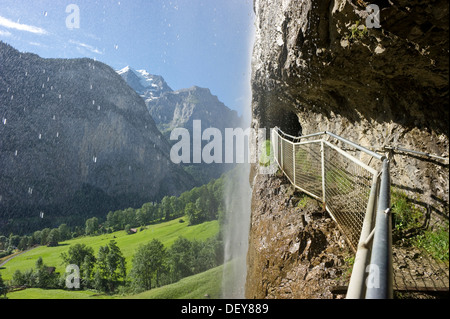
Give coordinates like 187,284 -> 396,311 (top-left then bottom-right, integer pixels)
270,127 -> 392,299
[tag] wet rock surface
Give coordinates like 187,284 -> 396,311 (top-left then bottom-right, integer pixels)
247,0 -> 448,299
246,172 -> 352,299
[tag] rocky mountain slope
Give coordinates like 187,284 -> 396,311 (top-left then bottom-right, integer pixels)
247,0 -> 448,298
118,67 -> 242,138
118,67 -> 243,183
146,85 -> 242,137
117,66 -> 172,101
0,41 -> 195,234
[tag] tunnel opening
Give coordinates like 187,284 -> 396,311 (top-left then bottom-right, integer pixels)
269,108 -> 302,137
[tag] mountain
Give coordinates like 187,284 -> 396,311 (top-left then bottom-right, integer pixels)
117,67 -> 243,183
147,85 -> 242,137
116,67 -> 242,136
117,66 -> 172,101
0,41 -> 195,235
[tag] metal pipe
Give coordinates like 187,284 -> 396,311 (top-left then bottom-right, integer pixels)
280,130 -> 326,141
366,159 -> 393,299
325,131 -> 385,161
346,175 -> 379,299
384,145 -> 449,162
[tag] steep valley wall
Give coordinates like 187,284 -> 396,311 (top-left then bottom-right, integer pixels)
246,0 -> 448,298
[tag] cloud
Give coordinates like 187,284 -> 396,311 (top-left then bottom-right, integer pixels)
29,41 -> 47,47
69,40 -> 103,55
0,29 -> 12,37
0,15 -> 48,35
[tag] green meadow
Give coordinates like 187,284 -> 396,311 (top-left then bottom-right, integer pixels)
6,264 -> 223,299
0,217 -> 219,282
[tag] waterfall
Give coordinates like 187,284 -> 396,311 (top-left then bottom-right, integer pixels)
222,161 -> 252,298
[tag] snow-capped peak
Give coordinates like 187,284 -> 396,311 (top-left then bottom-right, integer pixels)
116,66 -> 172,98
117,65 -> 132,75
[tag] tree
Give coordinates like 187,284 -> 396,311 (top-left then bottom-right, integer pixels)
0,273 -> 8,299
58,224 -> 71,241
85,217 -> 99,235
0,236 -> 7,251
17,236 -> 30,251
161,196 -> 174,221
47,229 -> 60,246
33,257 -> 58,289
130,239 -> 166,291
186,202 -> 201,225
95,240 -> 126,292
168,237 -> 194,281
40,228 -> 50,245
60,243 -> 96,287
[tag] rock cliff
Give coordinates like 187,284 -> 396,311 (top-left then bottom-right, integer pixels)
247,0 -> 448,298
0,42 -> 194,234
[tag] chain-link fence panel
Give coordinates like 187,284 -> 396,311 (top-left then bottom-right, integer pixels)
322,142 -> 377,250
294,142 -> 323,200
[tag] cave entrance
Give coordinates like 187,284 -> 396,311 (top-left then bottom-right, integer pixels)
271,109 -> 302,138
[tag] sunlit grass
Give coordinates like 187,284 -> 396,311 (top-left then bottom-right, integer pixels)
0,217 -> 219,281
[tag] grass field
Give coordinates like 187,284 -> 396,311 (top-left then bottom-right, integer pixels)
6,264 -> 224,299
0,217 -> 219,281
125,264 -> 224,299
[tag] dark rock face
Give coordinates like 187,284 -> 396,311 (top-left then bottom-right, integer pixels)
248,0 -> 448,298
0,42 -> 194,233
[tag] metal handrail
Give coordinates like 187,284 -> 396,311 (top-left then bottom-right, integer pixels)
274,127 -> 386,161
366,159 -> 393,299
271,127 -> 393,299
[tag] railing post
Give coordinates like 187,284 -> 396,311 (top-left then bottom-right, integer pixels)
366,159 -> 393,299
293,144 -> 296,185
321,140 -> 326,205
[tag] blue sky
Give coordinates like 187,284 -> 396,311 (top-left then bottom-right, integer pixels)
0,0 -> 255,117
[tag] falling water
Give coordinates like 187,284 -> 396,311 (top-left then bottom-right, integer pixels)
221,15 -> 255,298
222,161 -> 252,298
